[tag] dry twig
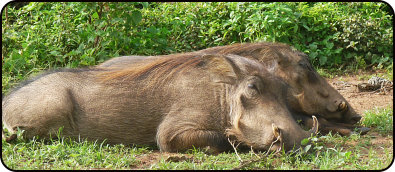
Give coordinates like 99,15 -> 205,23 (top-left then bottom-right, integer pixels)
231,136 -> 282,170
227,137 -> 242,162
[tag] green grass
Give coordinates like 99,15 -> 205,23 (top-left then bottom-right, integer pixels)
316,68 -> 336,79
2,108 -> 393,170
1,137 -> 149,170
361,106 -> 393,134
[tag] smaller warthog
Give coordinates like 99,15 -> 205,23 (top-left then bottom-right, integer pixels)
2,54 -> 318,152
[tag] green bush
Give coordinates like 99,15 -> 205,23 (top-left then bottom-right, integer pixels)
138,2 -> 392,68
2,2 -> 393,93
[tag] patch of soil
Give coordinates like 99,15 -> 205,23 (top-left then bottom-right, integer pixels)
130,151 -> 194,169
130,151 -> 162,169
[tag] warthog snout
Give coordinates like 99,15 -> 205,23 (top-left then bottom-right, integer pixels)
269,116 -> 319,152
331,100 -> 362,125
269,123 -> 283,152
348,114 -> 362,125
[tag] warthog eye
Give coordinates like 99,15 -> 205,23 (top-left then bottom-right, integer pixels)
248,83 -> 257,90
246,76 -> 262,95
247,82 -> 261,95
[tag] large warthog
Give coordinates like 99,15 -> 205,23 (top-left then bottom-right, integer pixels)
98,42 -> 369,136
2,54 -> 318,152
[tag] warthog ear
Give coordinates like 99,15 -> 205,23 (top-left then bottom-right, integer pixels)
201,54 -> 242,84
249,47 -> 284,68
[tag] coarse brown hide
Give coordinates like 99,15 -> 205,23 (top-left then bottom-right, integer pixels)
97,42 -> 365,136
2,54 -> 317,153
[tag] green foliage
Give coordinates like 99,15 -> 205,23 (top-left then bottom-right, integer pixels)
138,2 -> 392,68
333,3 -> 393,69
361,107 -> 393,134
384,62 -> 393,80
2,2 -> 393,93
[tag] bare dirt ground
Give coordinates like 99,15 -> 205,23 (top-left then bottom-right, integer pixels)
131,73 -> 394,169
130,152 -> 194,169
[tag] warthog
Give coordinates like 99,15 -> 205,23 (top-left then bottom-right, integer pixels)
2,54 -> 318,152
98,42 -> 368,136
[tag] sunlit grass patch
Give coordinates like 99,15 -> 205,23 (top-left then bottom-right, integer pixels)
1,130 -> 148,170
361,107 -> 393,134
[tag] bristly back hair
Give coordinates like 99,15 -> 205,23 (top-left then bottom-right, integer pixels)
197,41 -> 302,64
97,52 -> 206,86
96,41 -> 305,87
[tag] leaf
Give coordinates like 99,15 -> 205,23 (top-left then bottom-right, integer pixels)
303,24 -> 310,31
326,42 -> 334,49
334,55 -> 342,64
21,43 -> 28,49
25,2 -> 39,11
92,12 -> 99,19
309,52 -> 318,59
378,46 -> 383,52
307,36 -> 313,42
49,50 -> 61,57
309,43 -> 317,50
131,10 -> 142,25
301,138 -> 309,146
69,153 -> 80,158
310,137 -> 318,142
141,2 -> 149,8
314,146 -> 323,150
319,56 -> 327,66
345,151 -> 351,159
304,145 -> 311,152
293,24 -> 298,33
334,48 -> 343,54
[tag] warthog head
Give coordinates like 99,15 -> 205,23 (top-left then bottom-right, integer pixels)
199,43 -> 362,125
260,46 -> 361,125
211,54 -> 319,152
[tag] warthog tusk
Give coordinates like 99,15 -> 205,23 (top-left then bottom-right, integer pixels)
272,123 -> 281,141
310,115 -> 319,135
338,101 -> 347,111
271,123 -> 283,153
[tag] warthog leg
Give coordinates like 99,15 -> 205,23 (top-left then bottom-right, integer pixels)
157,127 -> 230,153
156,114 -> 231,153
